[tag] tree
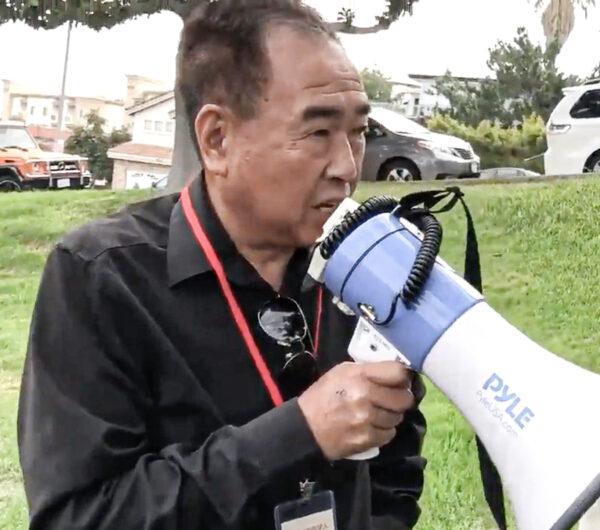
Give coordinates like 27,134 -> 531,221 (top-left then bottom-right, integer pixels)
532,0 -> 596,47
0,1 -> 418,191
435,27 -> 579,126
361,69 -> 393,102
65,111 -> 131,183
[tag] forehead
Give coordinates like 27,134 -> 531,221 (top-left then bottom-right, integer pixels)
261,25 -> 367,112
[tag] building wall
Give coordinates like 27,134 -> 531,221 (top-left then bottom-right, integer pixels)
8,93 -> 125,131
131,99 -> 175,148
11,95 -> 57,126
125,75 -> 172,109
125,75 -> 172,127
112,159 -> 169,190
0,79 -> 10,120
74,98 -> 125,131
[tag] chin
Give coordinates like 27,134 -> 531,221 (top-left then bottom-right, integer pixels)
295,228 -> 322,249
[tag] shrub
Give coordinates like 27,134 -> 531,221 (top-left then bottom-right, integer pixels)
427,113 -> 547,173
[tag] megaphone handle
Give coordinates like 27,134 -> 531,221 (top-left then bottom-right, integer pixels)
346,447 -> 380,461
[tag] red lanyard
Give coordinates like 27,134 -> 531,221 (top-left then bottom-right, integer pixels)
180,185 -> 323,407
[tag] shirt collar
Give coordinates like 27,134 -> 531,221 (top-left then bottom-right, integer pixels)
167,176 -> 311,292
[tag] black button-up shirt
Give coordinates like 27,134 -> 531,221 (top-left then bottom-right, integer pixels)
18,177 -> 426,530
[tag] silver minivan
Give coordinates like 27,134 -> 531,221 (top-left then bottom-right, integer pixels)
362,107 -> 480,182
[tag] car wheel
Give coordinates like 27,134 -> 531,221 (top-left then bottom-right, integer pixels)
585,153 -> 600,174
0,177 -> 22,192
378,159 -> 421,183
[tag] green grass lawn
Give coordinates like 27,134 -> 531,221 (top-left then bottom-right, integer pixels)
2,180 -> 600,529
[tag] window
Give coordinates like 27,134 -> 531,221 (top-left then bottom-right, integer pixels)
0,126 -> 39,150
570,90 -> 600,119
365,118 -> 385,139
154,121 -> 163,132
43,108 -> 48,117
166,121 -> 174,133
144,120 -> 152,131
30,106 -> 35,116
80,110 -> 84,118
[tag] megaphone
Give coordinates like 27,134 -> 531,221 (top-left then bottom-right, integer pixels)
310,196 -> 600,530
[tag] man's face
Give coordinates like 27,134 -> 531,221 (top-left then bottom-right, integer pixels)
220,25 -> 369,248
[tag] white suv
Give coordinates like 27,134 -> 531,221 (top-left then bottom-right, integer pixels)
544,80 -> 600,176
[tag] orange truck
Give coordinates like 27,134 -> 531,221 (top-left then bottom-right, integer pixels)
0,121 -> 91,191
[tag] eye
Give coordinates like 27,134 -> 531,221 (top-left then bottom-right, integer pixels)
312,129 -> 330,138
349,126 -> 367,139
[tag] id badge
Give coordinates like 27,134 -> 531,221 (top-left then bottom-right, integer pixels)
274,490 -> 337,530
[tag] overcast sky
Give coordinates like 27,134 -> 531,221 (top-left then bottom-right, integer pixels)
0,0 -> 598,100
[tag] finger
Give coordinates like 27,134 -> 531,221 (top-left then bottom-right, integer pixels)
370,425 -> 397,449
349,425 -> 397,455
411,373 -> 426,403
362,361 -> 412,388
367,383 -> 415,413
370,406 -> 405,430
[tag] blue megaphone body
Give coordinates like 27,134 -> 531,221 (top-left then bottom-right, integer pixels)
316,198 -> 600,530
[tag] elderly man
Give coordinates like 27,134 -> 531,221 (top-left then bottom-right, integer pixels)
18,1 -> 426,528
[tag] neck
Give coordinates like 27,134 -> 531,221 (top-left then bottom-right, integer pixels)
207,184 -> 294,292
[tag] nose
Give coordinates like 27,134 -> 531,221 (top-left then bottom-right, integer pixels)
326,133 -> 359,187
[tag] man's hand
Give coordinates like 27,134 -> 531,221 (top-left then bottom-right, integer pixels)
298,361 -> 415,461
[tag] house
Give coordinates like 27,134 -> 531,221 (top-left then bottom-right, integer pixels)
406,73 -> 485,118
27,124 -> 73,151
389,76 -> 424,119
107,90 -> 175,190
2,80 -> 125,132
0,79 -> 10,121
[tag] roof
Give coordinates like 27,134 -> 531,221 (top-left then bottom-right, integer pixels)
28,125 -> 72,142
409,73 -> 486,83
9,91 -> 123,106
0,120 -> 26,127
563,81 -> 600,94
126,91 -> 175,116
107,142 -> 173,166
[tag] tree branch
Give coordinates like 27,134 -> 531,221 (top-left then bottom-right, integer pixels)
327,20 -> 390,35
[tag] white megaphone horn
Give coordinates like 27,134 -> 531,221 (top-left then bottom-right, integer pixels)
309,196 -> 600,530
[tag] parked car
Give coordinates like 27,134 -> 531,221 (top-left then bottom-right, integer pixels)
362,106 -> 480,182
479,167 -> 541,180
544,80 -> 600,176
0,164 -> 23,191
0,120 -> 92,190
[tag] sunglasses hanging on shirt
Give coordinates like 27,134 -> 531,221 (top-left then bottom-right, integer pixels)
258,297 -> 318,399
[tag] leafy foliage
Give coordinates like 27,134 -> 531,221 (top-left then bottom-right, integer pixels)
65,111 -> 131,182
435,27 -> 579,127
360,68 -> 393,102
532,0 -> 595,45
1,0 -> 418,31
427,113 -> 547,172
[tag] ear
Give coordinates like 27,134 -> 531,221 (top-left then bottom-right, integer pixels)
194,104 -> 231,176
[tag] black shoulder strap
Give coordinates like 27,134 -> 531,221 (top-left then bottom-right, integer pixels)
400,187 -> 507,530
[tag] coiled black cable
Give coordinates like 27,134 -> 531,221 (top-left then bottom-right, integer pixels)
319,196 -> 443,324
320,195 -> 400,259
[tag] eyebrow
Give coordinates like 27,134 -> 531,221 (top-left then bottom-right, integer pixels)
302,103 -> 372,121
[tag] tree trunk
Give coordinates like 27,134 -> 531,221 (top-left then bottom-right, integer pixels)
580,499 -> 600,530
166,36 -> 202,193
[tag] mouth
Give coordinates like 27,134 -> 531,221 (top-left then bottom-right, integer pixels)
314,203 -> 338,213
313,199 -> 345,214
